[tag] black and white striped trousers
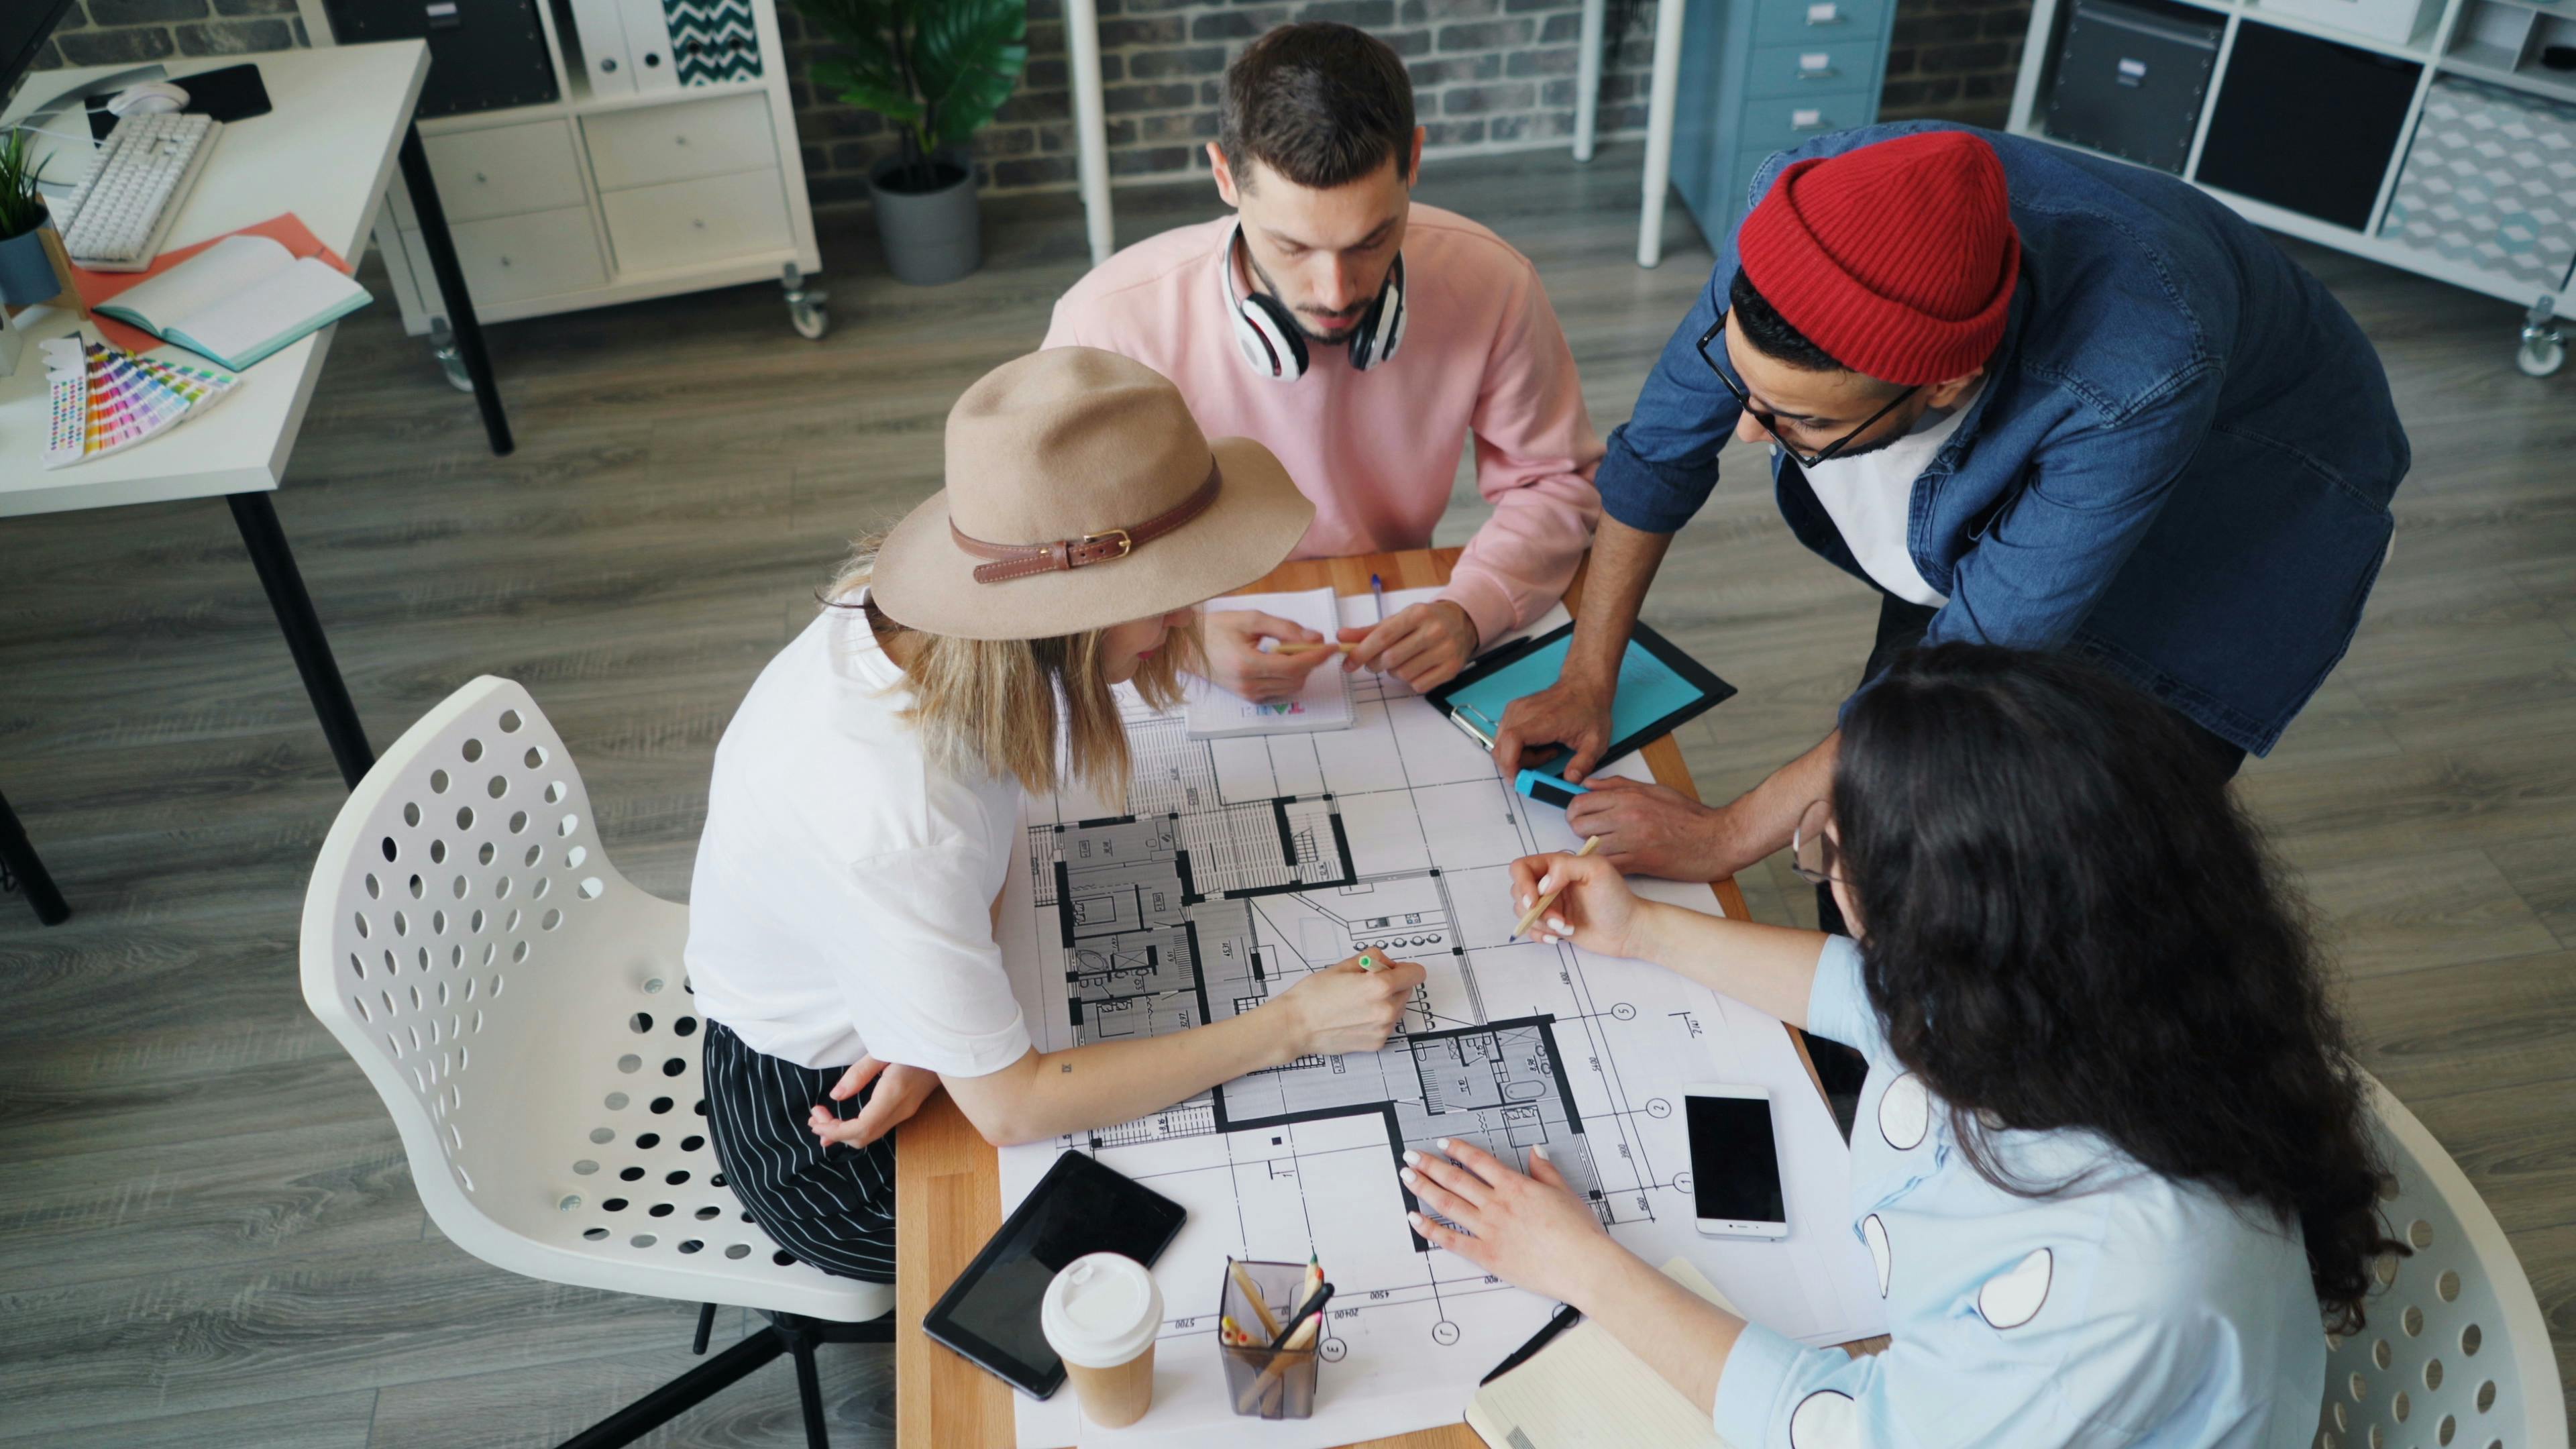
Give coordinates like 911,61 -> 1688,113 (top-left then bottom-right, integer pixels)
701,1019 -> 898,1283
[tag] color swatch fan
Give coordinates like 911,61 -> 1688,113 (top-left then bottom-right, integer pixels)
42,336 -> 240,469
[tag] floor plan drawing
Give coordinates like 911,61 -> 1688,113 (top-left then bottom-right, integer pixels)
994,591 -> 1882,1448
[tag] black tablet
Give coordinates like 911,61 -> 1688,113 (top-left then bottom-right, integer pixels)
921,1151 -> 1187,1399
1427,619 -> 1735,778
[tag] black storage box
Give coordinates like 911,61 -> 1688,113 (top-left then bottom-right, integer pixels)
322,0 -> 559,118
2043,0 -> 2223,174
2194,23 -> 2422,231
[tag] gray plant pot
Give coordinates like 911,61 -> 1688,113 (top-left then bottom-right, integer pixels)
0,211 -> 63,307
869,154 -> 981,286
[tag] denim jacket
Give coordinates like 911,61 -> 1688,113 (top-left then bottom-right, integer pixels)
1597,123 -> 2410,753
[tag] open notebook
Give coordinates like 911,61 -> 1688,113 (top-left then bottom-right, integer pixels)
93,233 -> 370,370
1184,586 -> 1357,738
1466,1258 -> 1743,1449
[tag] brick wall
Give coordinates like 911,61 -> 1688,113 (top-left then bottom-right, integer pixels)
785,0 -> 1675,203
21,0 -> 2027,203
22,0 -> 306,70
1878,0 -> 2028,127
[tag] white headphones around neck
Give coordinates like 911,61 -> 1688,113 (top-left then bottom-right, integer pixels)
1220,223 -> 1407,382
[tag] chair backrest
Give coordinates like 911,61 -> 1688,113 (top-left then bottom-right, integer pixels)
300,676 -> 884,1322
2318,1076 -> 2567,1449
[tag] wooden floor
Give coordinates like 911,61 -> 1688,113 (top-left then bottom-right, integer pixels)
3,147 -> 2569,1446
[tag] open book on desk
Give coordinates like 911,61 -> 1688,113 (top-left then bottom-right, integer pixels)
93,233 -> 370,370
1466,1257 -> 1743,1449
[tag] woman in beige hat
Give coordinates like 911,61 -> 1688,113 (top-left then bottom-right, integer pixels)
682,347 -> 1430,1280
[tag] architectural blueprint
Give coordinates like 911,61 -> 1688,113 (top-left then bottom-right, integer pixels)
995,591 -> 1882,1448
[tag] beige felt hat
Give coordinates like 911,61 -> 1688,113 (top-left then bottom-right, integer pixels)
871,347 -> 1315,641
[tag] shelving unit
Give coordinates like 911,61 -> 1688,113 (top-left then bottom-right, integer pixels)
311,0 -> 827,384
2008,0 -> 2575,373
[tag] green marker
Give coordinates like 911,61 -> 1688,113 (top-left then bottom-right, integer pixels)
1358,953 -> 1383,972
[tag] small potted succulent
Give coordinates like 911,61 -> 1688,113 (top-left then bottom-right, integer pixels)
0,127 -> 65,307
796,0 -> 1028,285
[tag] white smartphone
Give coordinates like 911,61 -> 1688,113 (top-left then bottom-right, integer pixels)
1684,1083 -> 1788,1240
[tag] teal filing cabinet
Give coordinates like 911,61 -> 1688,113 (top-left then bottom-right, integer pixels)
1668,0 -> 1901,252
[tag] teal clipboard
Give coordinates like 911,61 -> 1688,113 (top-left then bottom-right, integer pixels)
1425,620 -> 1736,777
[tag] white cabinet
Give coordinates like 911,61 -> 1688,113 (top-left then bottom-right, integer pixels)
601,170 -> 793,274
442,207 -> 610,303
584,93 -> 780,191
338,0 -> 822,337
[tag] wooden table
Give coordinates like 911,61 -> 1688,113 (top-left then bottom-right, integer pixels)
895,546 -> 1807,1449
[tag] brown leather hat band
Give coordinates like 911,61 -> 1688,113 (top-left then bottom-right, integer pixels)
951,462 -> 1224,584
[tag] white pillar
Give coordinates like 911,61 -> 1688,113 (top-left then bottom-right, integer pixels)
1635,0 -> 1687,268
1573,0 -> 1606,163
1065,0 -> 1115,267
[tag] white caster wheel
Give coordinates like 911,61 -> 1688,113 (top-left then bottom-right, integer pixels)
428,321 -> 475,393
790,295 -> 830,339
2516,330 -> 2564,378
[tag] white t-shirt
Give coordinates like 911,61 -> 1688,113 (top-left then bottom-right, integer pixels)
1792,381 -> 1982,608
684,604 -> 1033,1075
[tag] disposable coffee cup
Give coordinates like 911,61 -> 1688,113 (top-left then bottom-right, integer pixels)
1041,1252 -> 1163,1428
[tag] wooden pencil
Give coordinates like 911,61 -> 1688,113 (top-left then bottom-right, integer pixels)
1228,1258 -> 1283,1341
1512,836 -> 1601,939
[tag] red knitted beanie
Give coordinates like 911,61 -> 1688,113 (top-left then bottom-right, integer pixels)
1737,130 -> 2020,386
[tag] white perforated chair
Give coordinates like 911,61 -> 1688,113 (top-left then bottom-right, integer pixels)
300,676 -> 892,1449
2318,1076 -> 2567,1449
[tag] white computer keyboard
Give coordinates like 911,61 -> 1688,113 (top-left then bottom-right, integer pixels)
59,111 -> 223,272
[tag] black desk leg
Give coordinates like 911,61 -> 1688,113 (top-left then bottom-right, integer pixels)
229,493 -> 375,790
0,788 -> 71,926
396,123 -> 513,457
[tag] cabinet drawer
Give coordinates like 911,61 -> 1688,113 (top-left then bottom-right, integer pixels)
584,94 -> 778,192
436,206 -> 608,305
417,121 -> 588,224
1746,38 -> 1880,98
600,170 -> 792,274
1737,89 -> 1875,158
1752,0 -> 1887,50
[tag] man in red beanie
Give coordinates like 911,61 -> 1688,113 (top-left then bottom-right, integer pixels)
1494,123 -> 2406,891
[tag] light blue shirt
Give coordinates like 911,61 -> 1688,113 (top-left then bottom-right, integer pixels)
1711,936 -> 2326,1449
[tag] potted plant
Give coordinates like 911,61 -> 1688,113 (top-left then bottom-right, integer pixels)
797,0 -> 1028,285
0,127 -> 64,307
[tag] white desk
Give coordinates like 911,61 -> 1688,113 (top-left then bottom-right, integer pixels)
0,42 -> 502,924
3,44 -> 431,511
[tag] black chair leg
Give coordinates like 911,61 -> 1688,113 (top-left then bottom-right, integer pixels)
0,788 -> 70,926
555,1330 -> 784,1449
692,1301 -> 717,1355
782,1320 -> 830,1449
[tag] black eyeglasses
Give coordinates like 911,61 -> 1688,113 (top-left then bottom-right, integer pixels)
1697,316 -> 1917,468
1789,799 -> 1845,886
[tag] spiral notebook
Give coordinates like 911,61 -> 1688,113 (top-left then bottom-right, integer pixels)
1464,1257 -> 1742,1449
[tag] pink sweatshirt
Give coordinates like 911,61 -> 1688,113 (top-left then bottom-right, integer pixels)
1040,206 -> 1603,647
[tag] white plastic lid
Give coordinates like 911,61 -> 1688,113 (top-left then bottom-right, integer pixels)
1040,1253 -> 1163,1368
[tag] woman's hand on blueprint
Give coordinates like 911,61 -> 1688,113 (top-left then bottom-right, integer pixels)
806,1054 -> 943,1152
1509,849 -> 1652,959
1274,954 -> 1429,1058
1401,1138 -> 1621,1310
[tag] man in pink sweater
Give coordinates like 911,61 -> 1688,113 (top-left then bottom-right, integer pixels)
1041,23 -> 1603,700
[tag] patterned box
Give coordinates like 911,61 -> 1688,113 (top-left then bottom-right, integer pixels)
2378,75 -> 2576,290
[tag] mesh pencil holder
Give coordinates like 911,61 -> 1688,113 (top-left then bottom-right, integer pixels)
1219,1259 -> 1323,1420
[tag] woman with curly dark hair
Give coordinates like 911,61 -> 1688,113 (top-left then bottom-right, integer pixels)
1402,643 -> 2398,1448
